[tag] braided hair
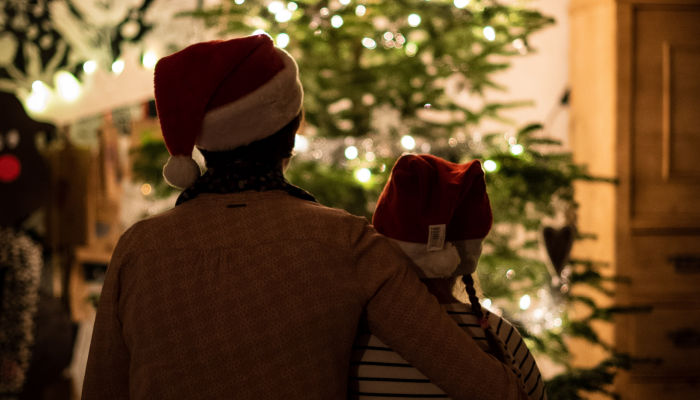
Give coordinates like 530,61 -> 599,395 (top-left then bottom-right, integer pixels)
461,274 -> 514,367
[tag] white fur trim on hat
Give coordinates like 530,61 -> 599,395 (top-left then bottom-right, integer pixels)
392,240 -> 461,278
163,155 -> 201,189
392,238 -> 485,278
197,49 -> 303,151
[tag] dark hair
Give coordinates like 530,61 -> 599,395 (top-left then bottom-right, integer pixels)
461,274 -> 514,366
200,112 -> 302,168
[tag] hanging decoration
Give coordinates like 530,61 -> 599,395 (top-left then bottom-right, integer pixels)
0,0 -> 70,95
0,0 -> 156,112
48,0 -> 155,72
543,224 -> 575,278
0,228 -> 43,396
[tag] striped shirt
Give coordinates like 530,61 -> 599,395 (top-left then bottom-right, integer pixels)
349,303 -> 547,400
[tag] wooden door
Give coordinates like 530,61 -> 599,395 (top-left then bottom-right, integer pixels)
619,3 -> 700,399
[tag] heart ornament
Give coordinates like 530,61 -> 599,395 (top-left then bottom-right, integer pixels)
543,225 -> 575,276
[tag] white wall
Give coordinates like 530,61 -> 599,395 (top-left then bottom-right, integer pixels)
488,0 -> 570,146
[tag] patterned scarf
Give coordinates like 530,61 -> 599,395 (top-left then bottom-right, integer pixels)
175,158 -> 316,206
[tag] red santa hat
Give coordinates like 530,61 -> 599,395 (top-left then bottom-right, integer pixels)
154,34 -> 304,189
373,154 -> 493,277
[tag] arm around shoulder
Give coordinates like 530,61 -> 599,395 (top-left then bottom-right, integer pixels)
350,221 -> 526,400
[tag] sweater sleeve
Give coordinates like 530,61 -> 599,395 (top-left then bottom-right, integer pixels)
81,231 -> 133,400
351,220 -> 526,400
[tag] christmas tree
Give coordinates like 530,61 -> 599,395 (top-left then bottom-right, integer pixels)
131,0 -> 629,397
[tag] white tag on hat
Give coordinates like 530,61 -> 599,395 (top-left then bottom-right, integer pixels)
427,224 -> 446,252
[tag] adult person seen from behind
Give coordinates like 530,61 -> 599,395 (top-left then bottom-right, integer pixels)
350,154 -> 546,399
81,35 -> 526,400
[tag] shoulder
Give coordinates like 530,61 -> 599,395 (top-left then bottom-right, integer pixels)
116,191 -> 374,251
484,311 -> 523,349
283,195 -> 370,225
272,195 -> 377,243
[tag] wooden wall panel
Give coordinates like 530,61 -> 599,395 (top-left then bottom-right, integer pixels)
631,6 -> 700,230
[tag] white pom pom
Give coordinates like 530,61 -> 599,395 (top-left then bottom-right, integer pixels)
163,155 -> 200,189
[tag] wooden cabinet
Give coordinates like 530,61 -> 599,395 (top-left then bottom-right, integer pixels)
570,0 -> 700,398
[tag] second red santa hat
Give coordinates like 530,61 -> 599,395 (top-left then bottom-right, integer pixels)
154,34 -> 303,189
373,154 -> 493,277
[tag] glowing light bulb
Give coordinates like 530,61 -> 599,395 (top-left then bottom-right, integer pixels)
454,0 -> 470,9
400,135 -> 416,150
275,9 -> 292,22
405,42 -> 418,56
519,294 -> 531,310
396,33 -> 406,45
408,13 -> 421,27
276,33 -> 290,48
331,15 -> 344,28
339,0 -> 351,5
510,144 -> 524,155
268,1 -> 284,14
55,71 -> 81,101
83,60 -> 97,74
31,80 -> 44,92
142,51 -> 158,69
345,145 -> 358,160
482,298 -> 492,309
355,168 -> 371,183
234,0 -> 245,4
533,307 -> 545,319
355,5 -> 366,16
25,80 -> 51,112
365,151 -> 376,161
287,2 -> 298,11
362,37 -> 377,49
111,59 -> 125,75
294,134 -> 308,152
483,159 -> 497,172
483,26 -> 496,41
140,183 -> 152,196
